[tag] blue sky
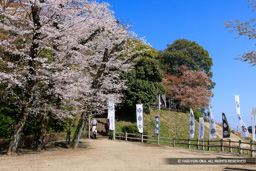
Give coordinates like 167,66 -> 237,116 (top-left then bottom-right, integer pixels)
104,0 -> 256,131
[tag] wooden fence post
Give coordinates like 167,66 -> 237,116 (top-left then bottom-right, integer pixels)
157,134 -> 159,145
229,139 -> 232,153
202,139 -> 204,150
188,139 -> 190,149
125,132 -> 127,141
250,140 -> 255,157
88,115 -> 90,139
239,140 -> 242,154
221,139 -> 224,152
208,139 -> 210,151
173,138 -> 175,147
113,130 -> 115,140
197,139 -> 199,150
141,133 -> 143,143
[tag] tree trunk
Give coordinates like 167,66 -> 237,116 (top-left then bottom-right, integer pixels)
66,119 -> 72,145
70,112 -> 87,148
7,3 -> 42,155
33,115 -> 49,151
7,112 -> 27,155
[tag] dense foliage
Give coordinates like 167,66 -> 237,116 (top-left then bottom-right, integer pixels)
119,49 -> 164,118
160,39 -> 214,88
162,65 -> 213,110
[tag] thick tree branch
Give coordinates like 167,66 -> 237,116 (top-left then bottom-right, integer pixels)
79,27 -> 105,45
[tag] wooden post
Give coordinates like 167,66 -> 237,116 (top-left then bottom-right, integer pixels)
250,140 -> 255,157
173,138 -> 175,147
157,134 -> 159,145
221,139 -> 224,152
188,139 -> 190,149
88,115 -> 90,139
202,139 -> 204,150
141,133 -> 143,143
197,139 -> 199,150
239,140 -> 242,154
229,139 -> 232,153
208,139 -> 210,151
125,132 -> 127,141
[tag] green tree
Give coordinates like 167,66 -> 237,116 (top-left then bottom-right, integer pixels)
160,39 -> 214,87
119,50 -> 164,119
224,0 -> 256,66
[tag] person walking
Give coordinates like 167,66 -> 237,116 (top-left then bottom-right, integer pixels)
93,129 -> 97,139
105,121 -> 109,136
91,118 -> 98,138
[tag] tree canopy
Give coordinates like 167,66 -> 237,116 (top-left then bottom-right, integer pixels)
160,39 -> 213,79
119,48 -> 164,117
0,0 -> 145,153
163,65 -> 213,110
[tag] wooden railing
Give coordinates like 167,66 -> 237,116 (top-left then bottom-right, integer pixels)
115,132 -> 256,157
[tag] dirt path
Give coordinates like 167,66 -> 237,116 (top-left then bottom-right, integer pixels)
0,138 -> 255,171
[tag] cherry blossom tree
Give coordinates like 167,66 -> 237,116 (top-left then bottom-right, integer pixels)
0,0 -> 145,153
163,65 -> 213,110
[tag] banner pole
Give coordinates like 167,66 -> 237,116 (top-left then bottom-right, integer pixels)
158,93 -> 160,110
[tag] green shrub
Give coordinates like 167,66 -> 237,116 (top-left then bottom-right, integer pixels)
122,125 -> 139,134
194,109 -> 203,121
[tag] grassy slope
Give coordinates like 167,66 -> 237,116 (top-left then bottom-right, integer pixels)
116,109 -> 219,140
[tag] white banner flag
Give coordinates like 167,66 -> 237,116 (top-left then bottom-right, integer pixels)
252,108 -> 255,141
234,95 -> 250,138
161,95 -> 166,107
199,117 -> 204,139
209,107 -> 217,139
136,104 -> 143,133
190,108 -> 195,139
108,102 -> 115,131
108,101 -> 114,120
